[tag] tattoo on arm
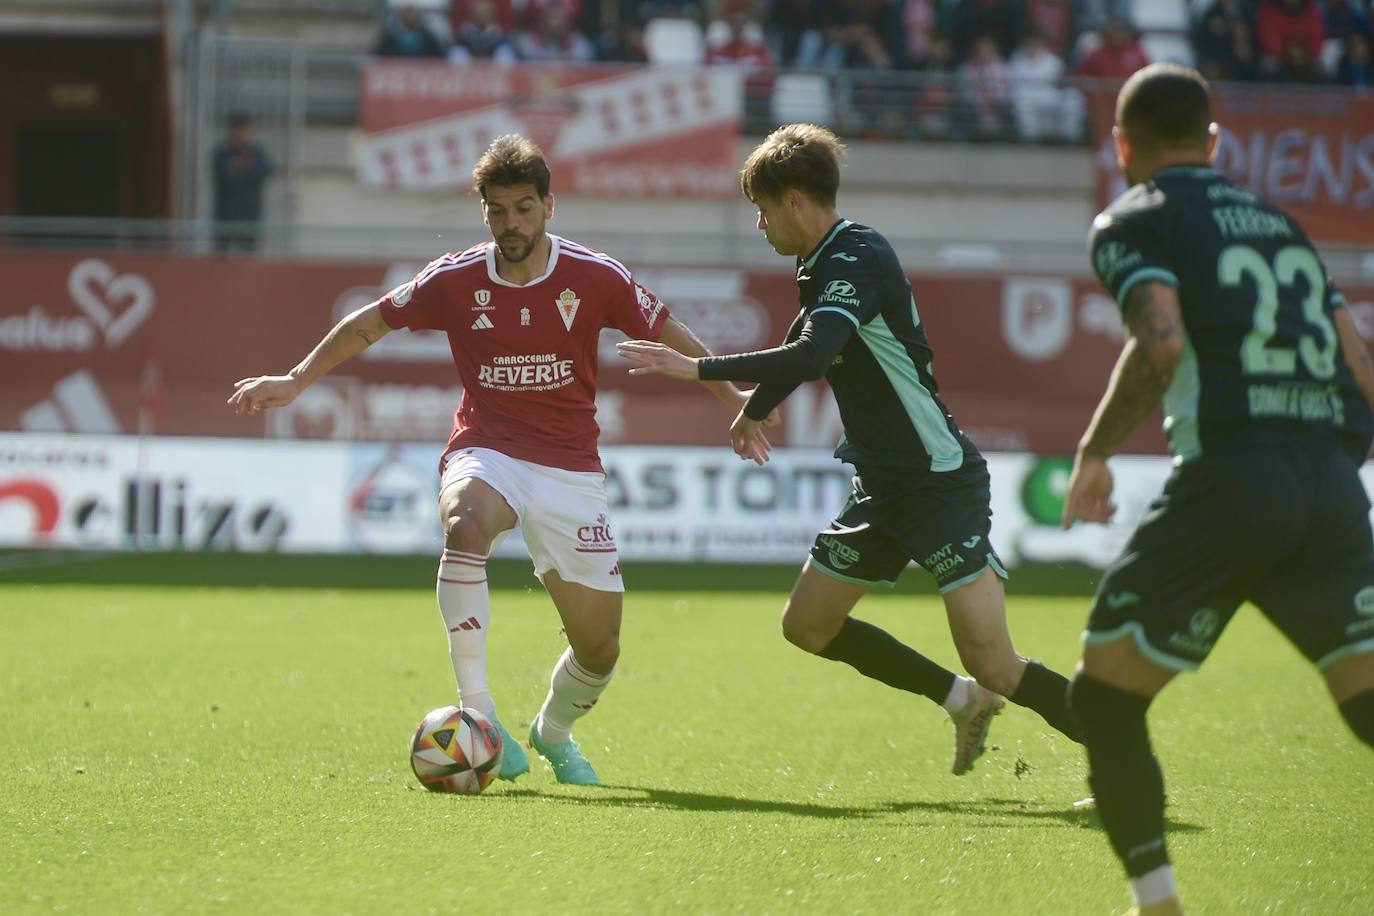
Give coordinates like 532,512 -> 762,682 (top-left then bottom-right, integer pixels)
289,307 -> 384,383
1080,282 -> 1184,460
1124,281 -> 1182,351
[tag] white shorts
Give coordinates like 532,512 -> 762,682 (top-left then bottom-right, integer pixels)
440,447 -> 623,593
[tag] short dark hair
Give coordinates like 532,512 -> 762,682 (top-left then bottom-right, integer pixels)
740,123 -> 844,206
1116,63 -> 1212,153
472,134 -> 551,199
228,111 -> 251,129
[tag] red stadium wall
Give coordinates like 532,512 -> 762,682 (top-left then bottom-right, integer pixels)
2,250 -> 1371,454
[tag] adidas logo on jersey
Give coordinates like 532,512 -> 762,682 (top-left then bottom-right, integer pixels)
470,314 -> 494,331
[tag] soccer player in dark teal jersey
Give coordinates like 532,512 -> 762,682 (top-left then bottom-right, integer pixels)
1061,64 -> 1374,915
619,124 -> 1083,775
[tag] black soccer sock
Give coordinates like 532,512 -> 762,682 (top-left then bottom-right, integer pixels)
1009,660 -> 1082,743
1339,689 -> 1374,749
1069,673 -> 1170,879
818,617 -> 957,705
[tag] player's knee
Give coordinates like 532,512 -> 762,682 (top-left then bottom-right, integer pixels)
954,641 -> 1018,695
443,511 -> 491,553
1338,689 -> 1374,749
780,606 -> 834,654
571,635 -> 619,675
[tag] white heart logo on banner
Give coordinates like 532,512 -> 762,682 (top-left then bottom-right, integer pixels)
67,258 -> 156,348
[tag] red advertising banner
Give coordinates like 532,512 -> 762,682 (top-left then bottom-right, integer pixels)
3,250 -> 1372,455
357,61 -> 743,197
1090,85 -> 1374,244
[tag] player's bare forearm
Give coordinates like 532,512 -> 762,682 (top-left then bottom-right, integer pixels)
289,303 -> 391,387
229,303 -> 391,415
657,316 -> 743,406
1335,307 -> 1374,410
1079,281 -> 1184,460
1078,340 -> 1167,459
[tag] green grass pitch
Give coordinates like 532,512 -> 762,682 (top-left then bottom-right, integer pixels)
1,553 -> 1369,914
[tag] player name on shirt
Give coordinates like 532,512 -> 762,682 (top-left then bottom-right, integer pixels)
1211,206 -> 1295,240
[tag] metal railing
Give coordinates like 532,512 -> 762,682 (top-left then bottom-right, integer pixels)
4,216 -> 1372,283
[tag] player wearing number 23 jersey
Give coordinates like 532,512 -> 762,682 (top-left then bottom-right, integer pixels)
1089,166 -> 1371,466
1064,64 -> 1374,916
1085,163 -> 1374,670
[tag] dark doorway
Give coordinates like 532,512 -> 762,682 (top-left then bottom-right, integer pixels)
16,127 -> 121,218
0,34 -> 170,222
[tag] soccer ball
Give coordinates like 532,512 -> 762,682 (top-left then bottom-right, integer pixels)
409,705 -> 503,794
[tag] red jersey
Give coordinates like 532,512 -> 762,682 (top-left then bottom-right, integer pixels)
377,234 -> 669,471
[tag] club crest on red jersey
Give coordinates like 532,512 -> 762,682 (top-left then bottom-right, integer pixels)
556,288 -> 581,331
473,289 -> 492,309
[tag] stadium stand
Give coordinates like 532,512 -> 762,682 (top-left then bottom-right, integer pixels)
1,0 -> 1370,276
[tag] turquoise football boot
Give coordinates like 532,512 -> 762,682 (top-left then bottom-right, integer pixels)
489,713 -> 529,781
528,723 -> 599,785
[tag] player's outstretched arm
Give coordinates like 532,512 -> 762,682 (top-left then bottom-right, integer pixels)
616,338 -> 700,381
657,318 -> 762,410
1335,307 -> 1374,411
1063,281 -> 1185,528
227,302 -> 391,415
654,318 -> 783,426
617,328 -> 776,464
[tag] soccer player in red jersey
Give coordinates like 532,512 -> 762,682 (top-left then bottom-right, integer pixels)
229,135 -> 767,784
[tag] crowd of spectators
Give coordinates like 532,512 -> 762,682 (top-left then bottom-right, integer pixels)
372,1 -> 1372,143
374,1 -> 1146,74
1192,0 -> 1372,86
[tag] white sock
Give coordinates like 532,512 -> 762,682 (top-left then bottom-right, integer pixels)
941,675 -> 973,714
534,647 -> 613,745
437,549 -> 494,717
1130,864 -> 1178,907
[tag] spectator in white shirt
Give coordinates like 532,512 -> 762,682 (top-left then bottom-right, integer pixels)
1008,29 -> 1083,141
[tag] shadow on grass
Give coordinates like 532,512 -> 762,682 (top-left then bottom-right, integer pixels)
501,785 -> 872,819
875,797 -> 1204,833
0,549 -> 1102,596
493,785 -> 1203,833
